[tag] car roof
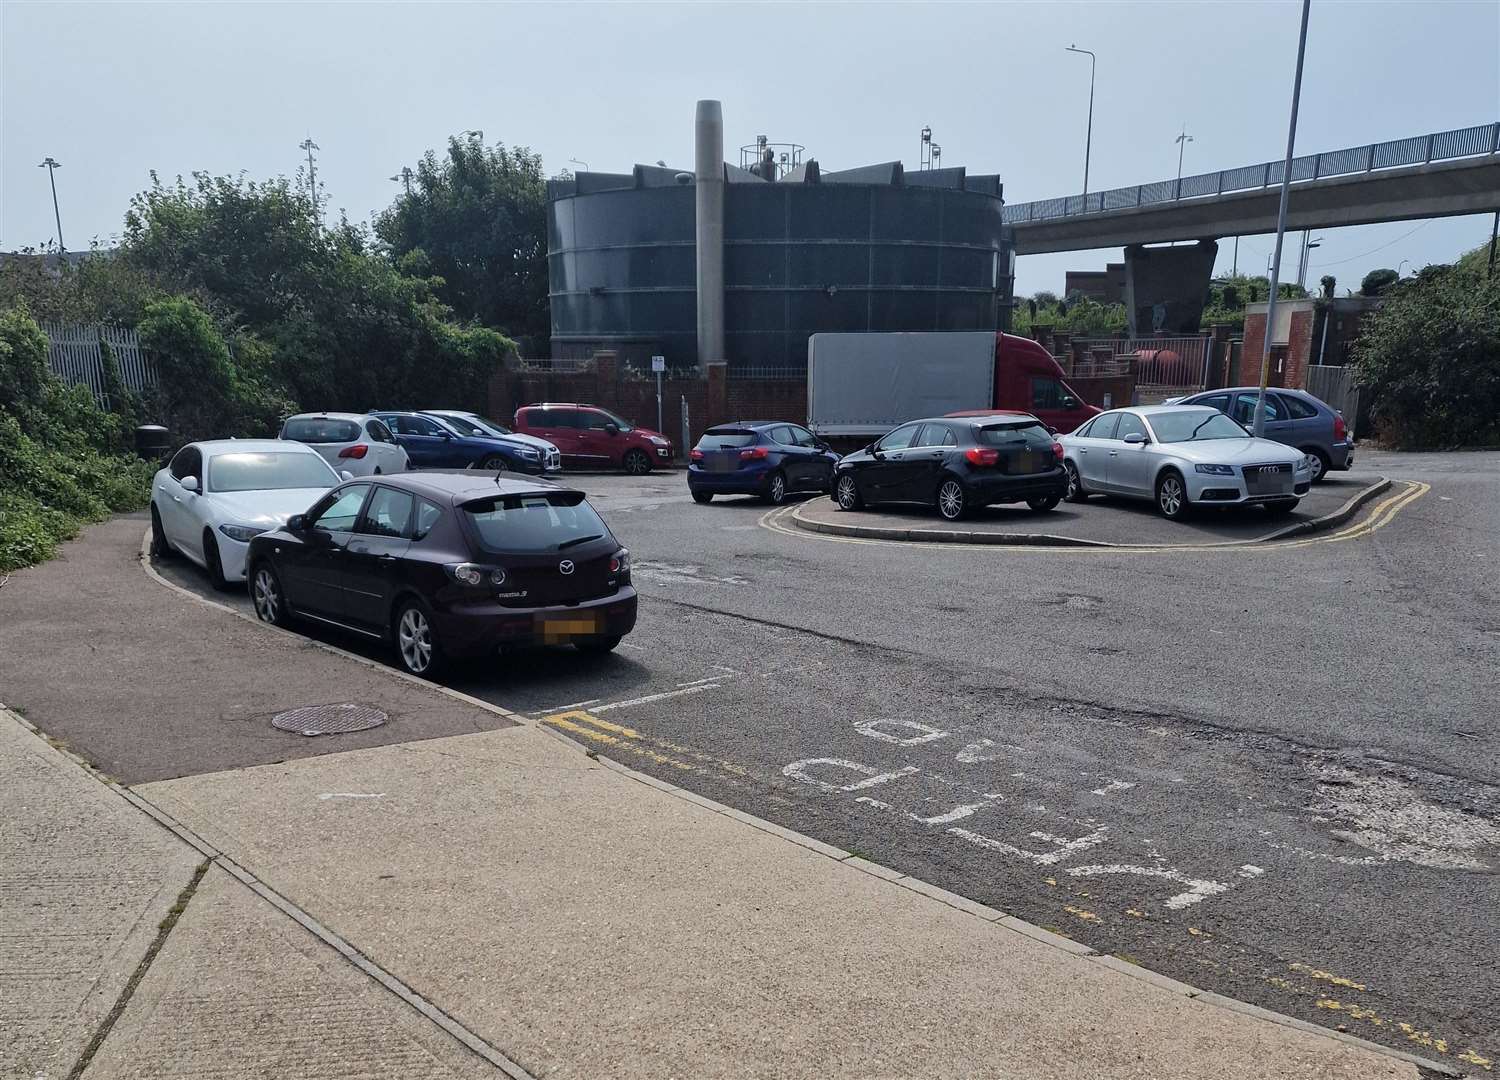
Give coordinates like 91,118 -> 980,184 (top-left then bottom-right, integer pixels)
358,471 -> 575,507
708,420 -> 794,431
284,411 -> 370,423
521,402 -> 613,410
192,439 -> 311,455
944,409 -> 1034,419
420,409 -> 475,417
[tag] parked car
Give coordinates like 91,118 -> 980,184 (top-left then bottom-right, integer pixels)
832,414 -> 1067,522
278,412 -> 409,477
1170,387 -> 1353,482
371,411 -> 552,474
687,422 -> 839,505
245,473 -> 636,677
420,409 -> 563,473
1058,405 -> 1313,521
150,439 -> 344,589
512,403 -> 674,474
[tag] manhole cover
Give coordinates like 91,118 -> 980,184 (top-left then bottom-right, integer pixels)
271,703 -> 388,737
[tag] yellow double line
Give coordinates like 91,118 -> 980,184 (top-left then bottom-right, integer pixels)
542,709 -> 759,786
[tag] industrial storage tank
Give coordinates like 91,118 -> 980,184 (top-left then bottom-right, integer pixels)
546,117 -> 1014,371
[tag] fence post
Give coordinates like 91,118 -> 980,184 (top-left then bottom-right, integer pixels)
1492,122 -> 1499,154
1216,170 -> 1224,195
680,395 -> 690,459
1313,154 -> 1321,180
1135,185 -> 1143,207
1366,143 -> 1376,171
1425,133 -> 1435,163
1263,162 -> 1271,188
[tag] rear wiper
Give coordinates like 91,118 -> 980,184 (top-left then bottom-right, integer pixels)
557,534 -> 603,551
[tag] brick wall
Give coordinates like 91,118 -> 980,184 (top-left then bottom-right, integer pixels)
1240,305 -> 1315,389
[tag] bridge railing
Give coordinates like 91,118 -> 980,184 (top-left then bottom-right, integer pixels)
1003,121 -> 1500,224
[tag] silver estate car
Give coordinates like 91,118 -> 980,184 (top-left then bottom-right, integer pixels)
1059,405 -> 1313,521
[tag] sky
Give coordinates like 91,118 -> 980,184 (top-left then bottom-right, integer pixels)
3,0 -> 1497,297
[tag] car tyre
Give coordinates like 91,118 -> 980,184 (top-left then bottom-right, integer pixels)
203,532 -> 232,591
622,449 -> 652,475
936,477 -> 969,522
394,597 -> 444,678
834,474 -> 864,511
765,470 -> 789,505
1155,470 -> 1191,521
150,505 -> 176,558
1064,461 -> 1088,503
575,635 -> 622,655
480,454 -> 507,472
691,489 -> 713,505
1302,447 -> 1330,484
250,561 -> 292,627
1265,499 -> 1300,517
1027,494 -> 1061,512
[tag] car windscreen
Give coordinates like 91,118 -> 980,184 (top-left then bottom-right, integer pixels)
595,408 -> 633,432
431,413 -> 486,436
461,492 -> 610,553
208,452 -> 336,492
974,422 -> 1054,447
697,431 -> 756,450
1148,411 -> 1249,443
283,418 -> 360,443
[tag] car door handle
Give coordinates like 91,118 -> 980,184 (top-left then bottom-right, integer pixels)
1109,450 -> 1119,457
376,553 -> 396,562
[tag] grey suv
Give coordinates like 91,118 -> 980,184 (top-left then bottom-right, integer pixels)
1173,387 -> 1353,483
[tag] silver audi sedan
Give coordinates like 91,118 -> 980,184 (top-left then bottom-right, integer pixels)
1058,405 -> 1313,521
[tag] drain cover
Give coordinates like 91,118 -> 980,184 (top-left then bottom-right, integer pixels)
272,703 -> 388,737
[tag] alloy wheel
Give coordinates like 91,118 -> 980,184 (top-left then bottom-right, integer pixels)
837,476 -> 858,510
252,568 -> 280,624
624,450 -> 651,475
770,473 -> 787,504
398,607 -> 433,674
938,480 -> 965,520
1159,475 -> 1185,517
1065,463 -> 1080,500
1306,452 -> 1325,482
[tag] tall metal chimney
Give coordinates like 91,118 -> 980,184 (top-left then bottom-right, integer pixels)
695,100 -> 725,367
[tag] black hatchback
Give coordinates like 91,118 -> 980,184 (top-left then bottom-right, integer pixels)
246,473 -> 635,676
832,414 -> 1067,521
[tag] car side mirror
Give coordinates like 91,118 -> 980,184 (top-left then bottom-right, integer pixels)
441,431 -> 453,440
286,514 -> 306,533
340,470 -> 354,481
180,476 -> 200,493
1123,432 -> 1148,446
1061,396 -> 1079,410
604,422 -> 620,436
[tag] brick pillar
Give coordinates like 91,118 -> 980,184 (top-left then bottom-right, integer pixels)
706,362 -> 728,427
1207,323 -> 1233,389
593,350 -> 617,405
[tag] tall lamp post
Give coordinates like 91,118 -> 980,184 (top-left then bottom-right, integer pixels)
1175,127 -> 1194,187
299,138 -> 320,224
38,157 -> 65,251
1065,45 -> 1095,197
390,167 -> 413,197
1253,0 -> 1312,438
568,157 -> 589,173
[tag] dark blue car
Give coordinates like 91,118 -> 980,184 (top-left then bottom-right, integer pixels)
688,421 -> 839,505
373,411 -> 551,474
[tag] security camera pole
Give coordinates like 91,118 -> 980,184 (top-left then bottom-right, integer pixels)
1253,0 -> 1311,438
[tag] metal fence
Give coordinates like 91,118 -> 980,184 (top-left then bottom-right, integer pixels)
1004,122 -> 1500,224
40,321 -> 157,410
1305,365 -> 1362,438
1075,335 -> 1212,394
515,357 -> 595,374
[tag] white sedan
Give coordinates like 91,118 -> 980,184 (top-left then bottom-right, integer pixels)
150,439 -> 345,588
1058,405 -> 1313,521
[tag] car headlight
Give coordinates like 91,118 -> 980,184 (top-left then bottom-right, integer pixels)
1194,464 -> 1235,476
517,446 -> 540,459
1294,457 -> 1312,472
649,436 -> 669,446
218,523 -> 267,542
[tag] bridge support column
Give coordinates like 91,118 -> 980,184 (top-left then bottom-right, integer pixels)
1123,240 -> 1219,336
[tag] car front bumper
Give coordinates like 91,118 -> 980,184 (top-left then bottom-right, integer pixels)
1186,469 -> 1312,504
216,534 -> 253,582
433,587 -> 638,658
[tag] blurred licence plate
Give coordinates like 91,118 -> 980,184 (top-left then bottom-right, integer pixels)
1246,467 -> 1291,494
538,612 -> 602,638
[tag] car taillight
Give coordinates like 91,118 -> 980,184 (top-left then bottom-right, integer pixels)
690,448 -> 704,462
964,447 -> 1000,467
339,444 -> 369,459
610,548 -> 630,575
740,446 -> 770,461
1052,441 -> 1065,461
1333,413 -> 1347,441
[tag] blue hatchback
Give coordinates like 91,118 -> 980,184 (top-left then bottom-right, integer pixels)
688,421 -> 840,505
373,411 -> 551,474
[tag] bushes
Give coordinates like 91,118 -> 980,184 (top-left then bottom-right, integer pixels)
0,309 -> 154,573
1353,261 -> 1500,449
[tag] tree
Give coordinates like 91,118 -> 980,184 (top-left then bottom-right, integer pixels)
1353,261 -> 1500,448
1320,275 -> 1336,299
1360,268 -> 1399,296
375,135 -> 549,347
1032,290 -> 1059,307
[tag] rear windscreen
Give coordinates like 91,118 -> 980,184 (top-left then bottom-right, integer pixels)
284,418 -> 360,443
975,423 -> 1054,447
697,432 -> 756,450
462,492 -> 609,553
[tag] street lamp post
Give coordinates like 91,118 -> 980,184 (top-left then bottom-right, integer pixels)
1298,236 -> 1321,290
38,157 -> 64,251
390,168 -> 413,197
569,158 -> 590,173
1253,0 -> 1312,439
1175,127 -> 1194,188
299,138 -> 320,223
1065,45 -> 1095,196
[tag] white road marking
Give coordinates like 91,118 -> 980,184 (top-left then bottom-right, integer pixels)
948,824 -> 1108,866
912,802 -> 989,825
956,738 -> 1004,763
317,792 -> 386,800
677,676 -> 723,687
593,683 -> 724,712
534,698 -> 602,715
854,718 -> 951,746
1237,864 -> 1265,878
1090,779 -> 1136,797
784,758 -> 920,793
1308,767 -> 1500,871
1064,863 -> 1231,910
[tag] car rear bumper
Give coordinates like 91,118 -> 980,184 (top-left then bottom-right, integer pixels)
966,469 -> 1068,505
433,587 -> 638,657
687,464 -> 776,493
1332,441 -> 1354,470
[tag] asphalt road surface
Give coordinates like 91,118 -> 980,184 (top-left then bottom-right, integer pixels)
151,449 -> 1499,1071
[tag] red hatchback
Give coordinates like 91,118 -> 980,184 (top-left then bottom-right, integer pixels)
514,403 -> 675,474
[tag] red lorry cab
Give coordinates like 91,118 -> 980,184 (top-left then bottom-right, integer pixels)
993,333 -> 1100,434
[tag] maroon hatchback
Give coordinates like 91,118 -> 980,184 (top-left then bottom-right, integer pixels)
246,473 -> 636,677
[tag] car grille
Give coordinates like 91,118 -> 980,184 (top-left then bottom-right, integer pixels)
1244,463 -> 1293,496
544,448 -> 562,471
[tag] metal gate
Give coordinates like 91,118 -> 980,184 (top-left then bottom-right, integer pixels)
1305,365 -> 1363,437
1075,335 -> 1211,404
40,321 -> 157,409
